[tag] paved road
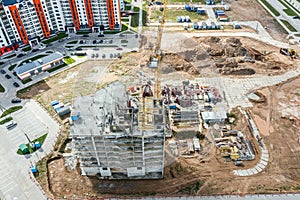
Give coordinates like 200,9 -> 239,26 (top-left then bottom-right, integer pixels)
264,0 -> 300,33
0,33 -> 138,111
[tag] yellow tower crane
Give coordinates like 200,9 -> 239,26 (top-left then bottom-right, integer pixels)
153,0 -> 168,99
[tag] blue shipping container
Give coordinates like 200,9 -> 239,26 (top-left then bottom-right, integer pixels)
185,5 -> 191,11
51,100 -> 59,106
169,105 -> 176,109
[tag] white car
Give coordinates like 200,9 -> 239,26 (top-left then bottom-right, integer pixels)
5,121 -> 17,130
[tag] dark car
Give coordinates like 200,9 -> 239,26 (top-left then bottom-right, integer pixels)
13,82 -> 20,87
79,40 -> 84,44
93,40 -> 97,44
83,35 -> 89,37
5,74 -> 11,79
46,44 -> 52,47
32,49 -> 39,52
98,34 -> 104,37
75,47 -> 83,51
17,53 -> 25,58
0,62 -> 4,65
0,69 -> 6,74
99,40 -> 103,43
293,16 -> 299,19
11,98 -> 21,103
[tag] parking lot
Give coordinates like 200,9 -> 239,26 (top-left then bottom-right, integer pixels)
0,100 -> 59,199
5,106 -> 48,151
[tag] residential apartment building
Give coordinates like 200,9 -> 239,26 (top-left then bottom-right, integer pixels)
0,0 -> 122,55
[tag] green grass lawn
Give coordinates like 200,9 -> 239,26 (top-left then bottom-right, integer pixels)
134,6 -> 140,12
67,40 -> 78,44
43,33 -> 68,44
125,5 -> 131,11
19,54 -> 47,66
63,56 -> 76,65
47,63 -> 67,73
1,106 -> 23,118
75,31 -> 91,35
283,8 -> 298,16
17,133 -> 48,155
0,84 -> 4,93
3,53 -> 16,59
260,0 -> 280,17
150,8 -> 207,23
0,117 -> 13,125
21,78 -> 32,84
281,19 -> 297,32
279,0 -> 300,17
22,46 -> 31,52
9,64 -> 17,71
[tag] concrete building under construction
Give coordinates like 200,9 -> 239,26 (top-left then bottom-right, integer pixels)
69,81 -> 165,179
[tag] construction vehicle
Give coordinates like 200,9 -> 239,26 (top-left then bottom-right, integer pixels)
280,48 -> 298,59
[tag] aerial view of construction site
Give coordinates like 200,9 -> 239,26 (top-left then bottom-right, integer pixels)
1,0 -> 300,199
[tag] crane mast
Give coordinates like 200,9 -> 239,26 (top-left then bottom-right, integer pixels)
154,0 -> 168,99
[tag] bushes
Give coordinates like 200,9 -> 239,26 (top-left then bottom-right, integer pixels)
0,117 -> 13,125
1,106 -> 23,118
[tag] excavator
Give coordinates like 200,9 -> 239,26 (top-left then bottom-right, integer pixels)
280,48 -> 298,59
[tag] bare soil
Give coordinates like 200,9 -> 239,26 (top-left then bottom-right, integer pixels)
40,72 -> 300,199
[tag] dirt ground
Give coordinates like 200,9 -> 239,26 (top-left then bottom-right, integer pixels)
16,59 -> 141,121
44,75 -> 300,199
226,0 -> 288,42
140,35 -> 298,79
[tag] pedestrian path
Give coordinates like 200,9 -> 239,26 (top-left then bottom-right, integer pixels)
233,109 -> 268,176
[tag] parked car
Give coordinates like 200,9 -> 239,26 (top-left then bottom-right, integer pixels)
75,47 -> 83,51
13,82 -> 20,87
83,35 -> 89,37
17,53 -> 25,58
293,16 -> 299,19
5,120 -> 17,130
98,34 -> 104,37
32,49 -> 39,52
5,74 -> 11,79
11,98 -> 21,103
0,69 -> 6,74
116,47 -> 123,50
0,62 -> 4,65
95,53 -> 99,58
93,40 -> 97,44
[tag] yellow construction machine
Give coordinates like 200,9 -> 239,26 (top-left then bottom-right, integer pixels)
280,48 -> 298,59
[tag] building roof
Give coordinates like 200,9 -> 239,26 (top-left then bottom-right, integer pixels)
15,52 -> 63,75
2,0 -> 19,6
201,107 -> 227,121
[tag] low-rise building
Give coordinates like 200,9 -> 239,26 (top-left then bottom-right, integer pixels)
14,52 -> 64,80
